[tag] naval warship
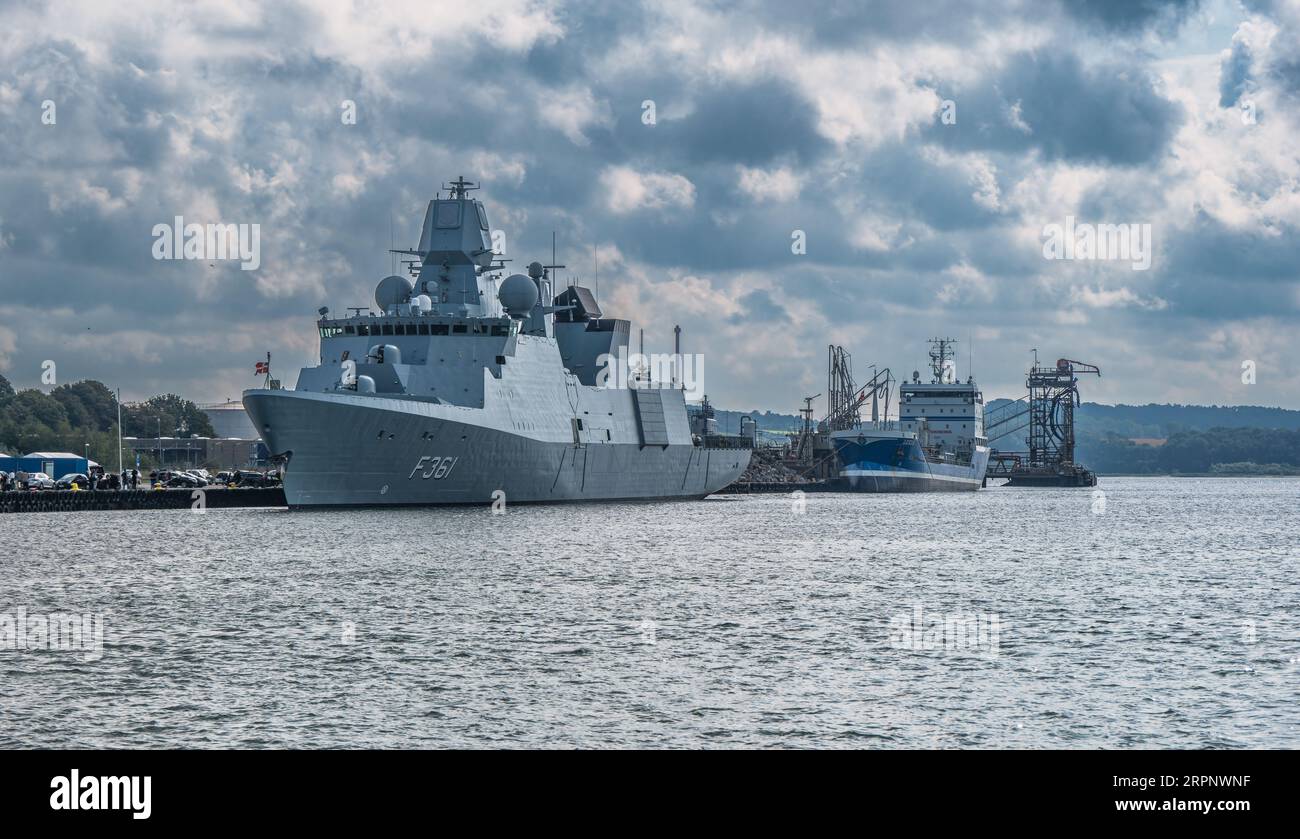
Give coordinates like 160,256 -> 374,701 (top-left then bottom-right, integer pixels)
831,339 -> 990,491
243,178 -> 751,507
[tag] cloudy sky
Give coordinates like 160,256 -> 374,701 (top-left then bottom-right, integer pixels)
2,0 -> 1298,413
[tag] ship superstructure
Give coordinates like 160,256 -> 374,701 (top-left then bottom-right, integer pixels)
243,178 -> 750,507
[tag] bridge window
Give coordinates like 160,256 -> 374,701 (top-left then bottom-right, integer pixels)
432,324 -> 449,335
491,325 -> 509,336
356,324 -> 369,336
418,324 -> 430,335
475,203 -> 489,230
345,325 -> 356,335
382,324 -> 394,336
452,324 -> 467,334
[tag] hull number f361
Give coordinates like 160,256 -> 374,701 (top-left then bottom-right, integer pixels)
408,456 -> 460,480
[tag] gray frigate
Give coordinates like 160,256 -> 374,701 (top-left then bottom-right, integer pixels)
243,178 -> 751,507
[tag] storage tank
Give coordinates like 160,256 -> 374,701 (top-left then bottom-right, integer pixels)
202,401 -> 260,439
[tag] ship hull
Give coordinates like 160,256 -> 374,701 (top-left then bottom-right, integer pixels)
244,390 -> 749,507
832,433 -> 989,492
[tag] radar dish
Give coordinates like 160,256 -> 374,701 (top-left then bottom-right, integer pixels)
375,275 -> 414,311
498,274 -> 538,319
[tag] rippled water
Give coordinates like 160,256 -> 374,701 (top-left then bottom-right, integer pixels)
2,477 -> 1297,748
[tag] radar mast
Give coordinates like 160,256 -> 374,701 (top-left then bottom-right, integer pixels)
927,337 -> 957,383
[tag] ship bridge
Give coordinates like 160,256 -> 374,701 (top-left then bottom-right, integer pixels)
300,177 -> 633,406
898,338 -> 985,452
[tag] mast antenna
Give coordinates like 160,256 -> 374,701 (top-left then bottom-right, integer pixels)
442,176 -> 478,200
927,337 -> 957,382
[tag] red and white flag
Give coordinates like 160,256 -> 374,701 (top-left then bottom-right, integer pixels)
255,361 -> 269,375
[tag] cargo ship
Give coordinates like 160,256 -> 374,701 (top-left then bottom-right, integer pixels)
831,339 -> 990,491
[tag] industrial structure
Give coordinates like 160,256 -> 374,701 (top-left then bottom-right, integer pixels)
782,345 -> 895,482
984,354 -> 1101,486
826,345 -> 892,431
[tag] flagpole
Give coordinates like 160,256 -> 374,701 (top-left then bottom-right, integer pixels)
116,387 -> 123,477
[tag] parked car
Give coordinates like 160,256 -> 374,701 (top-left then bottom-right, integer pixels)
215,471 -> 235,485
233,470 -> 280,487
55,473 -> 90,490
166,472 -> 204,488
24,473 -> 56,490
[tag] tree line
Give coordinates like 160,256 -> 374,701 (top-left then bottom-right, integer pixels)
1078,427 -> 1300,475
0,375 -> 214,468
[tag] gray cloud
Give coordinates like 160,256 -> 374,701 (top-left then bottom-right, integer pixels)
1063,0 -> 1204,33
1,0 -> 1298,413
926,51 -> 1183,166
655,81 -> 831,167
1218,38 -> 1254,107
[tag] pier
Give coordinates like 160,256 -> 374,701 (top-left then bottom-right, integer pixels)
718,480 -> 841,493
0,487 -> 286,514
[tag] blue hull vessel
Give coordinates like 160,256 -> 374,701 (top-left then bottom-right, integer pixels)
832,429 -> 989,492
827,338 -> 989,493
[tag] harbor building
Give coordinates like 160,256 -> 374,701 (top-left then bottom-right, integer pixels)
0,452 -> 92,479
121,437 -> 269,470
